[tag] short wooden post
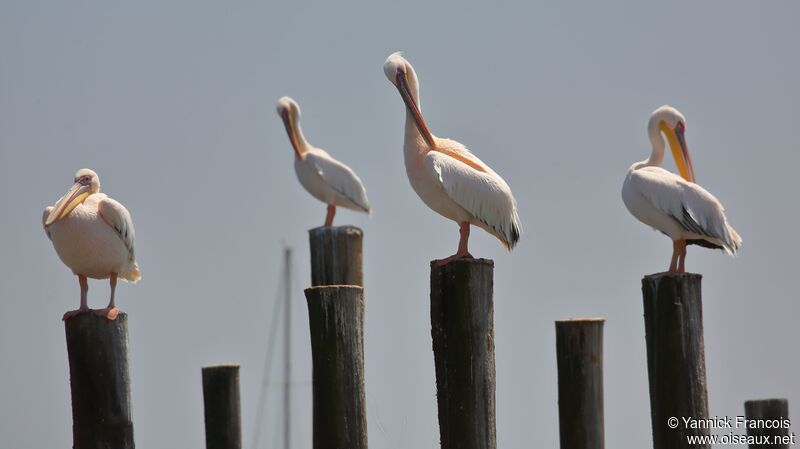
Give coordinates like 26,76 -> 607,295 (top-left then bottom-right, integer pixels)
642,273 -> 709,449
430,258 -> 496,449
744,398 -> 791,448
65,312 -> 135,449
555,318 -> 605,449
308,225 -> 363,287
202,364 -> 242,449
305,286 -> 367,449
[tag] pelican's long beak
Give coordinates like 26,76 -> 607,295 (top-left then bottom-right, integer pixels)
44,182 -> 91,227
396,70 -> 435,148
280,109 -> 303,159
662,122 -> 696,183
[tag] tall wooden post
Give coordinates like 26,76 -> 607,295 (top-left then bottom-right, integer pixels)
305,286 -> 367,449
744,398 -> 791,449
308,225 -> 363,287
202,364 -> 242,449
430,258 -> 496,449
642,273 -> 709,449
555,318 -> 605,449
65,312 -> 135,449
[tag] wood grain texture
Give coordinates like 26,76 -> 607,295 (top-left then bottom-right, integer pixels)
430,258 -> 496,449
309,226 -> 363,287
202,365 -> 242,449
65,312 -> 135,449
744,398 -> 790,449
555,318 -> 605,449
305,286 -> 367,449
642,273 -> 709,449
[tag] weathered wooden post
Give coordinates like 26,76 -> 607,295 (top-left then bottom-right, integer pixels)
744,398 -> 791,448
430,258 -> 496,449
642,273 -> 709,449
202,364 -> 242,449
555,318 -> 605,449
305,286 -> 367,449
306,225 -> 367,449
65,312 -> 135,449
308,225 -> 363,287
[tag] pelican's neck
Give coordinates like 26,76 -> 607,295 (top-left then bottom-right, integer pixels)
290,116 -> 311,158
402,69 -> 429,156
643,119 -> 665,167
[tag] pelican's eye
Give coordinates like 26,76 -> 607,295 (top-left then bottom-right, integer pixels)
676,122 -> 685,133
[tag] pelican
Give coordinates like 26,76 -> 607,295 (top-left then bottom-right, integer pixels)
622,105 -> 741,273
382,52 -> 521,264
43,169 -> 140,320
276,96 -> 371,226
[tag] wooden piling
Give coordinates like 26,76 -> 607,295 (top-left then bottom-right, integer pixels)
309,225 -> 363,287
555,318 -> 605,449
304,285 -> 367,449
65,312 -> 135,449
744,398 -> 791,448
430,258 -> 496,449
642,273 -> 709,449
202,364 -> 242,449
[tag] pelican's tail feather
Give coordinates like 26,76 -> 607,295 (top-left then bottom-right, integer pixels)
725,225 -> 742,256
121,262 -> 141,283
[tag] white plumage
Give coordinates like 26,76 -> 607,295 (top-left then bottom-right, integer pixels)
277,96 -> 371,226
622,105 -> 741,272
295,148 -> 371,213
43,168 -> 140,320
383,52 -> 521,263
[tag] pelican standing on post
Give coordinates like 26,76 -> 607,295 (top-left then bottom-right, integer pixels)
277,96 -> 371,226
622,105 -> 741,273
43,169 -> 140,320
382,52 -> 521,265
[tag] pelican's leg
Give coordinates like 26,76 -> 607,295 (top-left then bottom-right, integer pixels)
324,204 -> 336,227
436,222 -> 474,266
63,275 -> 91,321
668,241 -> 680,273
677,240 -> 687,273
94,273 -> 119,320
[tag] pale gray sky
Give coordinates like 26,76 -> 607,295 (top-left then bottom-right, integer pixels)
1,1 -> 799,448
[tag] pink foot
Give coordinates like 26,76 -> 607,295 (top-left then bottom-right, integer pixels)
435,252 -> 474,267
93,307 -> 119,321
62,307 -> 91,321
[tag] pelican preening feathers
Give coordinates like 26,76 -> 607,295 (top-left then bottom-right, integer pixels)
43,169 -> 140,320
382,52 -> 522,265
622,106 -> 741,273
277,96 -> 371,227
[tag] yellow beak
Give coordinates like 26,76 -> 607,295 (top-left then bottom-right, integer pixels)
396,70 -> 435,148
44,182 -> 91,227
280,109 -> 303,159
661,122 -> 696,183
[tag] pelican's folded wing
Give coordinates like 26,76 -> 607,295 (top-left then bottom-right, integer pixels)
307,151 -> 371,213
427,149 -> 521,249
98,196 -> 136,261
629,166 -> 740,254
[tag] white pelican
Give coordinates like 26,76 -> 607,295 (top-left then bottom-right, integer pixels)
382,52 -> 521,264
276,96 -> 371,226
43,169 -> 140,320
622,105 -> 741,273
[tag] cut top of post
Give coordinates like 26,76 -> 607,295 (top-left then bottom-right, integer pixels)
555,317 -> 605,324
643,272 -> 703,282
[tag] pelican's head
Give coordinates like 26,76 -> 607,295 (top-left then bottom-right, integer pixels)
44,168 -> 100,227
276,96 -> 305,158
649,105 -> 695,183
383,52 -> 434,147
